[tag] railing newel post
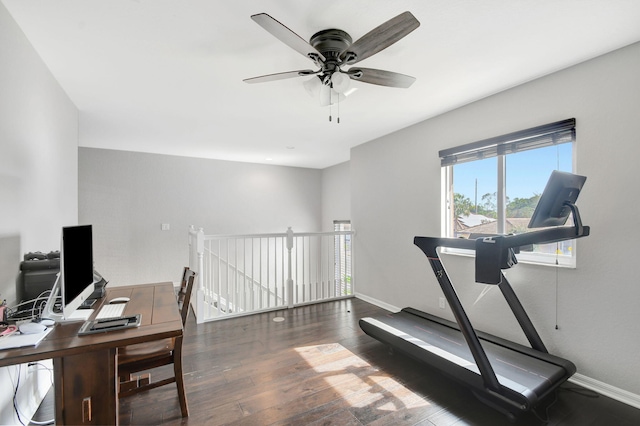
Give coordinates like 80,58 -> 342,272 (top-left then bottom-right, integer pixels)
194,227 -> 205,324
286,227 -> 294,309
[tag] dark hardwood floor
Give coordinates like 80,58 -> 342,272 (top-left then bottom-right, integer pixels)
32,298 -> 640,425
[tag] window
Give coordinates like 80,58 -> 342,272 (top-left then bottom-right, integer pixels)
440,119 -> 577,266
333,220 -> 352,295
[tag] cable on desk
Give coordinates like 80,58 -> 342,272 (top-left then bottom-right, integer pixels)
6,290 -> 58,322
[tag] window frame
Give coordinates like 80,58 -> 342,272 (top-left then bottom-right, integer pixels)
440,119 -> 578,268
333,220 -> 352,295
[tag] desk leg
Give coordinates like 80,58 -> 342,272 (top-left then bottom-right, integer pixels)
54,348 -> 118,425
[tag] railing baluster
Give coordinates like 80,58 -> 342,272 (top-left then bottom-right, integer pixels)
302,236 -> 306,304
217,239 -> 221,315
225,239 -> 229,315
304,237 -> 313,303
259,238 -> 263,309
325,234 -> 329,299
282,236 -> 286,307
267,237 -> 270,308
208,240 -> 213,317
337,233 -> 342,296
233,239 -> 237,314
276,237 -> 280,306
273,238 -> 277,307
251,238 -> 255,310
327,234 -> 332,299
316,236 -> 320,301
239,239 -> 243,312
242,238 -> 246,312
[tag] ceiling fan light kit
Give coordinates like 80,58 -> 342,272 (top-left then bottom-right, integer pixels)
244,11 -> 420,122
330,72 -> 350,94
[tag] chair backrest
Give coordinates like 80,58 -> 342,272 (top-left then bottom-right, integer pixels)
178,268 -> 196,326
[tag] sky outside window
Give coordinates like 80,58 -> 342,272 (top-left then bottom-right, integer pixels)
453,144 -> 572,203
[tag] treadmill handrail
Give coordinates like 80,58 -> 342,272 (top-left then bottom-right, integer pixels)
417,242 -> 503,393
415,223 -> 590,254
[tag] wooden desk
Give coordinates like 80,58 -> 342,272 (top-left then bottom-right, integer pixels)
0,282 -> 182,425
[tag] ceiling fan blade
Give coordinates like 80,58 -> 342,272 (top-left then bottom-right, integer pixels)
340,11 -> 420,64
251,13 -> 325,63
243,70 -> 316,84
349,67 -> 416,88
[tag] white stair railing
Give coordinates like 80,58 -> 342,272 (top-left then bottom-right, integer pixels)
188,226 -> 354,323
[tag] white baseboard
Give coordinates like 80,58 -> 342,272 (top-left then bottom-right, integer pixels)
355,292 -> 400,314
354,294 -> 640,410
569,373 -> 640,409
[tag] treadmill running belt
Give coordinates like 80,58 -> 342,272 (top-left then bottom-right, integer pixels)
360,310 -> 571,402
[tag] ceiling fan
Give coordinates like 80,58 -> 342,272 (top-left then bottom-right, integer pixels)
244,11 -> 420,115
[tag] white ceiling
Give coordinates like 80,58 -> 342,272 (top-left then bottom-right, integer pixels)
4,1 -> 640,169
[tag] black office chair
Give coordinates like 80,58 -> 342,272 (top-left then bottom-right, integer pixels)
117,268 -> 196,417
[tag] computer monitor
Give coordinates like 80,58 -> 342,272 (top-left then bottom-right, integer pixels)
60,225 -> 96,319
528,170 -> 586,229
43,225 -> 96,322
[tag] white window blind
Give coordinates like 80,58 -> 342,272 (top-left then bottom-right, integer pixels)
439,118 -> 575,167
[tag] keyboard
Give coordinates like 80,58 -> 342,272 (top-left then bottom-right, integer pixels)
78,314 -> 141,336
96,303 -> 126,319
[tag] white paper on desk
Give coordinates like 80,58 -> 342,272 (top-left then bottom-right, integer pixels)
0,326 -> 53,351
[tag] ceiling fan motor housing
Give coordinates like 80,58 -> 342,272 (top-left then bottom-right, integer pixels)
310,29 -> 352,65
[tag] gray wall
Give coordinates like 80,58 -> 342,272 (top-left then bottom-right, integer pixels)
352,41 -> 640,396
321,161 -> 350,231
79,148 -> 323,286
0,3 -> 78,423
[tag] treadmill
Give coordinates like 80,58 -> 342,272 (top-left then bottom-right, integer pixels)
359,171 -> 590,419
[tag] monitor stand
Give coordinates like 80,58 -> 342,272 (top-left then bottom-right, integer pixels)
42,274 -> 93,323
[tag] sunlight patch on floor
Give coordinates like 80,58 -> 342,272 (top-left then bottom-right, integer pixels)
295,343 -> 430,412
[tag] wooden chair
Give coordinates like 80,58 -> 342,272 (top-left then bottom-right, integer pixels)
117,268 -> 196,417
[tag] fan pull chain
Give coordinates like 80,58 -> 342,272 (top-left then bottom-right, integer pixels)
329,86 -> 332,122
327,82 -> 340,124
